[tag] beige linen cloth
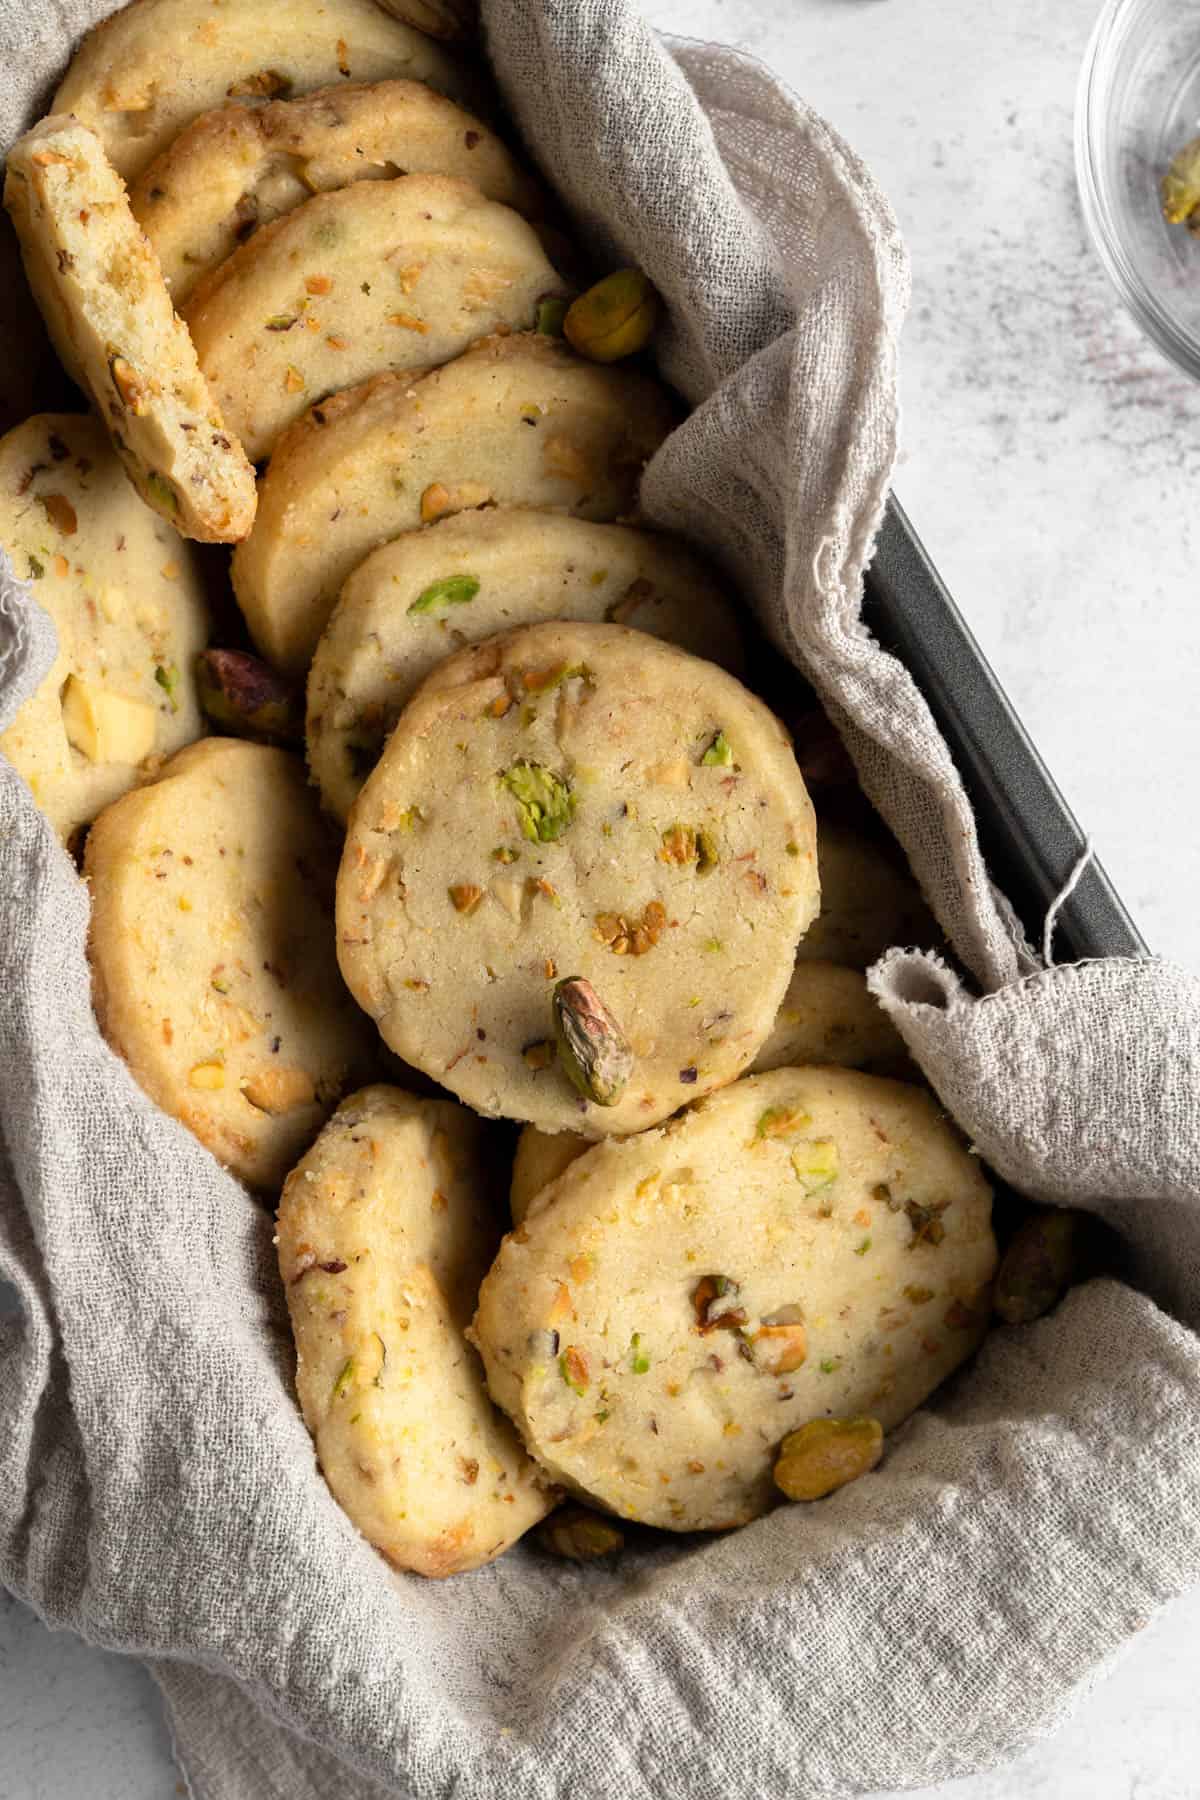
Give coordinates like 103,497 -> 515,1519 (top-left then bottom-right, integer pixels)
1,4 -> 1198,1797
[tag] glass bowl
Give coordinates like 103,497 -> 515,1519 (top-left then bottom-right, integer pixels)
1076,0 -> 1200,378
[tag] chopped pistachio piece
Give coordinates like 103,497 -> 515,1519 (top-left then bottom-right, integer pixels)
407,573 -> 481,616
154,662 -> 181,713
536,1504 -> 623,1561
535,295 -> 570,337
143,470 -> 179,516
790,1137 -> 839,1193
691,1273 -> 747,1332
553,975 -> 634,1106
559,1345 -> 589,1394
701,729 -> 733,767
629,1332 -> 651,1374
756,1104 -> 812,1140
501,760 -> 576,842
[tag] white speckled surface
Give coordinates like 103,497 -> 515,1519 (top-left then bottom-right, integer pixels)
3,1 -> 1199,1795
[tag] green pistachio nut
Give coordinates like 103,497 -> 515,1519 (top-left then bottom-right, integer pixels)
1163,134 -> 1200,224
553,975 -> 634,1106
196,649 -> 303,744
774,1417 -> 883,1502
563,268 -> 661,363
993,1208 -> 1080,1326
536,1504 -> 624,1561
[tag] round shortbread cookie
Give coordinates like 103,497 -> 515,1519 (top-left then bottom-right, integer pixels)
307,509 -> 747,822
509,1125 -> 588,1227
0,415 -> 209,843
232,331 -> 678,676
337,620 -> 818,1135
4,118 -> 257,544
51,0 -> 482,181
799,823 -> 940,969
277,1084 -> 556,1577
130,80 -> 542,305
749,960 -> 909,1077
85,738 -> 377,1189
472,1066 -> 997,1531
183,175 -> 561,460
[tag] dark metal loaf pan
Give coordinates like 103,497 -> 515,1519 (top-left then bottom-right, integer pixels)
866,500 -> 1147,964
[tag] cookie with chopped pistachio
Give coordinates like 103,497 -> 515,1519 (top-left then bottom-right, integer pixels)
183,175 -> 561,461
308,509 -> 746,821
278,1083 -> 556,1577
510,1125 -> 591,1226
85,739 -> 376,1189
749,960 -> 910,1077
51,0 -> 482,182
0,414 -> 209,843
798,822 -> 940,969
233,331 -> 678,676
336,619 -> 818,1135
131,81 -> 542,307
4,118 -> 257,543
472,1065 -> 996,1531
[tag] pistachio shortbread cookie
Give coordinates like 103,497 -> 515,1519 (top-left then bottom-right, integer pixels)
184,175 -> 561,460
749,960 -> 909,1077
234,332 -> 677,678
472,1066 -> 997,1531
278,1084 -> 556,1577
52,0 -> 481,182
4,118 -> 257,543
799,822 -> 940,969
509,1125 -> 590,1227
131,81 -> 541,306
85,739 -> 376,1189
308,509 -> 746,821
337,620 -> 818,1135
0,415 -> 209,843
233,331 -> 677,676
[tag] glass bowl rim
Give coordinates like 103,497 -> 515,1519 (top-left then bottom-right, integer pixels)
1075,0 -> 1200,380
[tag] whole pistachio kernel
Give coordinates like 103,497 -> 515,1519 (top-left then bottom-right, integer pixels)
563,268 -> 661,363
993,1208 -> 1081,1325
196,649 -> 303,744
553,975 -> 634,1106
407,573 -> 480,616
536,1504 -> 624,1561
774,1417 -> 884,1502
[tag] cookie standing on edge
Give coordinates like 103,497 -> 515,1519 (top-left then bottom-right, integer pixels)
278,1085 -> 557,1578
749,960 -> 910,1077
472,1066 -> 997,1531
336,620 -> 819,1135
183,175 -> 562,460
798,822 -> 941,969
131,80 -> 543,305
51,0 -> 483,181
4,117 -> 257,543
0,414 -> 209,844
307,509 -> 746,822
232,332 -> 679,677
85,739 -> 377,1190
509,1125 -> 591,1227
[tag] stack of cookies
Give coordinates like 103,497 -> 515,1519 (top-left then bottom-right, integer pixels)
0,0 -> 997,1578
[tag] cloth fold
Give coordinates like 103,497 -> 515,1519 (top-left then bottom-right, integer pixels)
1,3 -> 1198,1798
